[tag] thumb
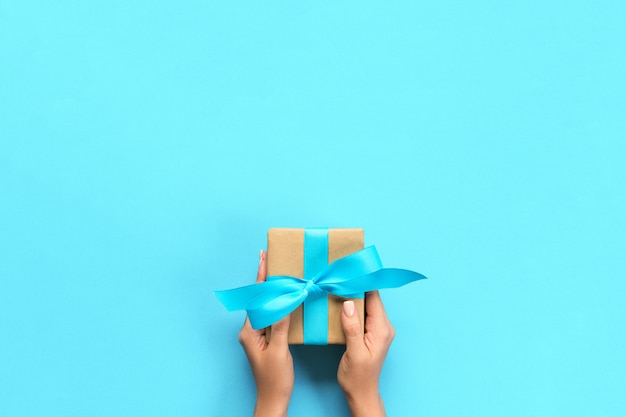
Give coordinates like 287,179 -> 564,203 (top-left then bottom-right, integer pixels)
269,313 -> 291,347
341,300 -> 364,351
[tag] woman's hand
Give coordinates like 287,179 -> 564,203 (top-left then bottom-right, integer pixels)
238,251 -> 294,417
338,291 -> 395,417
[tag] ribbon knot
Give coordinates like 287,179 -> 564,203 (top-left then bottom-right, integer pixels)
214,245 -> 426,330
302,279 -> 321,297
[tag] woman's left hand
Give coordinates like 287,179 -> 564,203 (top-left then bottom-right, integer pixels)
238,250 -> 294,417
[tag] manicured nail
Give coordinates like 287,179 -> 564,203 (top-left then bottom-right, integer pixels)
259,250 -> 264,265
343,300 -> 355,317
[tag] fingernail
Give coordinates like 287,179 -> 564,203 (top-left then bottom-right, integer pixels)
343,300 -> 355,317
259,250 -> 264,265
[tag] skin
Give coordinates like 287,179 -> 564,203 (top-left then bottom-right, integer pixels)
337,292 -> 393,417
238,251 -> 394,417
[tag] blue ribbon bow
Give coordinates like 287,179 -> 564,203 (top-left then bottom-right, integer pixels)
214,245 -> 426,331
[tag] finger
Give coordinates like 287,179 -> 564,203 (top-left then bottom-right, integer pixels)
238,317 -> 253,346
239,317 -> 256,341
239,317 -> 266,348
269,313 -> 290,347
341,300 -> 365,352
241,316 -> 253,332
240,251 -> 268,349
365,290 -> 389,321
256,250 -> 267,283
241,251 -> 267,347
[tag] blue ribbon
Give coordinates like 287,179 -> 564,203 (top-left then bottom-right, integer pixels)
214,245 -> 427,332
303,228 -> 330,344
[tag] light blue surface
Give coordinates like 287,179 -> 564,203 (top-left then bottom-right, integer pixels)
1,1 -> 625,416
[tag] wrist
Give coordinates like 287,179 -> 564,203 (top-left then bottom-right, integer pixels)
254,395 -> 289,417
343,388 -> 385,417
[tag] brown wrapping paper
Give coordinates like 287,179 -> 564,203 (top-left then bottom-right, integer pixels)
266,228 -> 365,344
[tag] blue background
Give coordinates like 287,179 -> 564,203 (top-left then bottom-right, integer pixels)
1,1 -> 625,416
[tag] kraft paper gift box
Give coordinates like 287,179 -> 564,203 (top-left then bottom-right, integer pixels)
214,228 -> 426,345
266,228 -> 365,345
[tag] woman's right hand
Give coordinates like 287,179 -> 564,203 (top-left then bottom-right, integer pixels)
337,291 -> 395,417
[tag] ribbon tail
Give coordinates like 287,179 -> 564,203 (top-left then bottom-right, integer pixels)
321,268 -> 427,297
214,284 -> 269,311
214,279 -> 300,311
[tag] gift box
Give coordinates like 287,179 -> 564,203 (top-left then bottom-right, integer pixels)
214,227 -> 426,346
266,228 -> 365,345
